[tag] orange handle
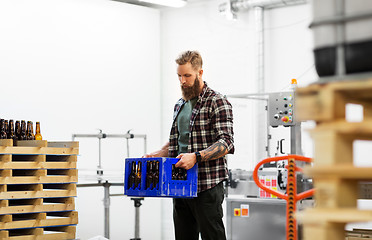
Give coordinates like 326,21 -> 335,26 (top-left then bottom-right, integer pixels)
253,154 -> 313,201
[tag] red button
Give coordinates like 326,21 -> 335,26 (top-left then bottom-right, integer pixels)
281,116 -> 289,123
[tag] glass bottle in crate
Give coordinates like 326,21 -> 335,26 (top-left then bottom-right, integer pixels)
128,161 -> 136,189
135,161 -> 142,189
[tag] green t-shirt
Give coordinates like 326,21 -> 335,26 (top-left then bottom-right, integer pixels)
177,97 -> 197,155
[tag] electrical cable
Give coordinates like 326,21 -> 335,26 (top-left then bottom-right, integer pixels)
264,17 -> 310,31
278,63 -> 315,91
296,63 -> 315,80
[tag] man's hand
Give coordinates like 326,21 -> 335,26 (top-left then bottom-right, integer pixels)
175,153 -> 197,170
142,142 -> 170,158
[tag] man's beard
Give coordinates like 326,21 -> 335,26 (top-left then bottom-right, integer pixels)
181,77 -> 201,101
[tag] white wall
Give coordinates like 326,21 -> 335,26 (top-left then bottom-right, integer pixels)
159,1 -> 317,239
0,0 -> 162,239
1,0 -> 371,239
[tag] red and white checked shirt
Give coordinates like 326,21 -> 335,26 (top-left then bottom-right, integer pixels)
168,82 -> 235,193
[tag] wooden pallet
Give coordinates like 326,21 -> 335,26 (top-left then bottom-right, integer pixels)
296,78 -> 372,122
0,140 -> 78,239
0,140 -> 77,170
0,225 -> 76,240
296,77 -> 372,240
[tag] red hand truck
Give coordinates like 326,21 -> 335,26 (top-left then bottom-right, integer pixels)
253,155 -> 315,240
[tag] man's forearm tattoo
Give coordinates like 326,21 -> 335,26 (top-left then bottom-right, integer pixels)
202,142 -> 228,161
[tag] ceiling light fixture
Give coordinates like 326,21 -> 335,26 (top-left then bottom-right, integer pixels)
139,0 -> 187,8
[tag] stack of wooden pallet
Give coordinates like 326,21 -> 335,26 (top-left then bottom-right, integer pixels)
0,139 -> 78,240
296,78 -> 372,240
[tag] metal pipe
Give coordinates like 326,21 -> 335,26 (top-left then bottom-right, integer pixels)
335,0 -> 345,77
232,0 -> 307,12
98,136 -> 102,170
103,182 -> 111,239
72,133 -> 146,139
135,203 -> 140,239
77,182 -> 124,187
255,6 -> 268,162
144,135 -> 147,156
109,193 -> 125,197
127,138 -> 130,158
255,6 -> 264,94
131,198 -> 144,240
290,123 -> 302,155
77,183 -> 104,187
105,133 -> 147,139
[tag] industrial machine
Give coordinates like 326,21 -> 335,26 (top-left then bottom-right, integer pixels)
226,87 -> 313,240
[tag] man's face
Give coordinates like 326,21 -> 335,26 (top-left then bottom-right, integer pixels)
177,62 -> 202,101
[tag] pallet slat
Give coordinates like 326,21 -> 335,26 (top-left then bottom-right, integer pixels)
0,147 -> 78,155
0,162 -> 77,170
14,141 -> 48,148
298,209 -> 372,224
0,197 -> 75,215
0,175 -> 78,185
304,165 -> 372,180
0,225 -> 76,240
0,211 -> 78,230
0,184 -> 77,200
47,142 -> 79,148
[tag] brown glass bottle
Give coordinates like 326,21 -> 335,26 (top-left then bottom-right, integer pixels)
146,161 -> 153,189
8,120 -> 16,141
4,120 -> 9,139
15,121 -> 21,140
177,168 -> 183,180
30,121 -> 35,140
128,161 -> 136,189
34,122 -> 42,140
0,119 -> 7,139
135,161 -> 142,189
19,120 -> 27,140
26,121 -> 35,140
177,168 -> 187,180
172,165 -> 178,180
153,161 -> 159,189
183,168 -> 187,180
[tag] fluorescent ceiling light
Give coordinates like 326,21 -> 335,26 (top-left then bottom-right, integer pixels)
139,0 -> 187,8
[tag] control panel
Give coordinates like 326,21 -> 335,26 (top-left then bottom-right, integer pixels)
268,92 -> 295,127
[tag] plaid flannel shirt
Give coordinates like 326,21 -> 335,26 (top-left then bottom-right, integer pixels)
168,82 -> 235,193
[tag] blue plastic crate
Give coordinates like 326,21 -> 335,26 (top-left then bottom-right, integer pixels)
124,157 -> 198,198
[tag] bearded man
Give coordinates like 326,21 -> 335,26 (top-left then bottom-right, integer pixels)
145,50 -> 235,240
